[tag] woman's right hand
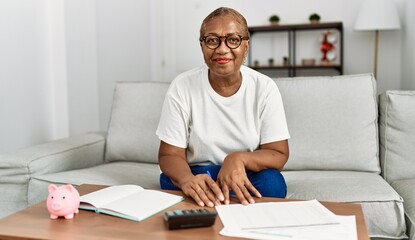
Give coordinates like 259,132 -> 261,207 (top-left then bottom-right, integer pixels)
158,141 -> 224,207
178,174 -> 225,207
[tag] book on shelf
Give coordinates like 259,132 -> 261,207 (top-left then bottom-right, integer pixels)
79,184 -> 184,221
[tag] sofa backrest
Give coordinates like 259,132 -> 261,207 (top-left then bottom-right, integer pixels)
275,74 -> 380,172
104,75 -> 381,172
105,82 -> 170,164
379,91 -> 415,182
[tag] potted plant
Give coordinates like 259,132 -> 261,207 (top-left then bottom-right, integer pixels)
283,56 -> 289,66
269,15 -> 280,25
268,58 -> 274,66
309,13 -> 321,24
253,60 -> 260,67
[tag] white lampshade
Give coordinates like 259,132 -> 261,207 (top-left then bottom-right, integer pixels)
355,0 -> 401,31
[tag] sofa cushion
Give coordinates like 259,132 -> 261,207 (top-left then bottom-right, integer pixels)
29,162 -> 161,206
379,91 -> 415,182
390,179 -> 415,240
275,74 -> 379,172
105,82 -> 170,164
282,170 -> 406,239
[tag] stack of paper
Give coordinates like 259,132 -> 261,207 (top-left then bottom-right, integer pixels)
215,199 -> 357,240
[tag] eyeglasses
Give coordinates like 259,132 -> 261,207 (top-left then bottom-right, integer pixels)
200,34 -> 249,50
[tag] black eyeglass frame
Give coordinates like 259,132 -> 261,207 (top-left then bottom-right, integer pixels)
199,34 -> 250,50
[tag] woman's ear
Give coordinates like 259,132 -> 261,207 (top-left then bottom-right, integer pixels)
244,40 -> 250,56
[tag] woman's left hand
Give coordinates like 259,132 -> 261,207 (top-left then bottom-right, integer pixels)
216,152 -> 261,205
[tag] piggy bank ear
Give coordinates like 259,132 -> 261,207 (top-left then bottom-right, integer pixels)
48,184 -> 58,193
63,184 -> 77,193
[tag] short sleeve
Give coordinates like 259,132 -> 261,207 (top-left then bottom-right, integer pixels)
260,81 -> 290,144
156,83 -> 189,149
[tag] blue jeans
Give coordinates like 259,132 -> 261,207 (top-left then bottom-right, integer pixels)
159,165 -> 287,198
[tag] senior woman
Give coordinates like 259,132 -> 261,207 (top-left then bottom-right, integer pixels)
156,7 -> 290,208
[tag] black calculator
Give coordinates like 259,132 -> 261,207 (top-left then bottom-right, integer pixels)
163,209 -> 217,230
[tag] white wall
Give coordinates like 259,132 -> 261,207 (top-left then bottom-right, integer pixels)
46,0 -> 69,141
0,0 -> 413,152
64,0 -> 100,135
401,0 -> 415,90
95,0 -> 153,130
0,0 -> 56,152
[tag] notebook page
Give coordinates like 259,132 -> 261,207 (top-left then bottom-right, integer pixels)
80,185 -> 143,208
99,189 -> 183,221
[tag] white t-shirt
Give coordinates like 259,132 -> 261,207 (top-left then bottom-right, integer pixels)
156,65 -> 290,166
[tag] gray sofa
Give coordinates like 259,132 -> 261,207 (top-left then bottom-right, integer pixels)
0,74 -> 414,239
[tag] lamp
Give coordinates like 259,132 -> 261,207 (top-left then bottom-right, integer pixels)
354,0 -> 401,79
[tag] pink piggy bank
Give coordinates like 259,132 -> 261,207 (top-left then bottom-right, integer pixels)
46,184 -> 80,219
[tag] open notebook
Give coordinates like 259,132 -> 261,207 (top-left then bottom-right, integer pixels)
79,185 -> 184,221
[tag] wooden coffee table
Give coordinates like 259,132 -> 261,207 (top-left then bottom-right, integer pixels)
0,184 -> 369,240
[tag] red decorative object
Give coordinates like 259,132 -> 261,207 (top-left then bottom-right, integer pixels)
321,31 -> 334,63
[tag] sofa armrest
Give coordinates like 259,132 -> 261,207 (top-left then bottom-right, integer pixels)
0,131 -> 107,176
0,132 -> 106,218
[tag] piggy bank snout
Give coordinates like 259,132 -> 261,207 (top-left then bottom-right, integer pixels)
50,201 -> 63,211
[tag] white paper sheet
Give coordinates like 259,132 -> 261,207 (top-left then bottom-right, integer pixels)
219,215 -> 357,240
215,199 -> 339,230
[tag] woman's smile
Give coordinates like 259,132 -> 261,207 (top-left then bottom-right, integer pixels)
214,57 -> 232,64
